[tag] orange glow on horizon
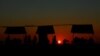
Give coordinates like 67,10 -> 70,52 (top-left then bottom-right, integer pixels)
0,25 -> 100,43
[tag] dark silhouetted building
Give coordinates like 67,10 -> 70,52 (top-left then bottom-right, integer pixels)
71,24 -> 94,34
71,24 -> 95,47
4,27 -> 27,45
36,25 -> 55,47
71,24 -> 94,38
5,27 -> 26,34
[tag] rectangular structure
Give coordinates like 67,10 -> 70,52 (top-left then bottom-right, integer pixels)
71,24 -> 94,34
36,25 -> 55,34
5,27 -> 26,34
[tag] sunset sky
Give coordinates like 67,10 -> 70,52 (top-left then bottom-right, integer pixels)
0,0 -> 100,43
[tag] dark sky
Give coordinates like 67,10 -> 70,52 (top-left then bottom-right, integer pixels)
0,0 -> 100,26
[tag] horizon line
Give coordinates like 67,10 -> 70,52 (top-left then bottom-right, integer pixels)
0,24 -> 93,28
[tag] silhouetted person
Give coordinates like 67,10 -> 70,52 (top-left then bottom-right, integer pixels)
5,35 -> 11,46
0,39 -> 4,47
87,37 -> 95,47
10,38 -> 21,46
52,36 -> 57,46
32,35 -> 38,48
23,35 -> 32,47
63,39 -> 68,45
72,37 -> 83,47
62,39 -> 71,48
72,37 -> 79,44
88,38 -> 94,44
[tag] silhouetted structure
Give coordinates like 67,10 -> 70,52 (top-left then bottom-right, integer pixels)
71,24 -> 94,34
0,25 -> 98,49
71,24 -> 94,40
36,25 -> 55,47
5,27 -> 26,34
4,27 -> 26,47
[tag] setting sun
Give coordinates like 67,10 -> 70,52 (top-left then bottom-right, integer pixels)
57,40 -> 62,44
